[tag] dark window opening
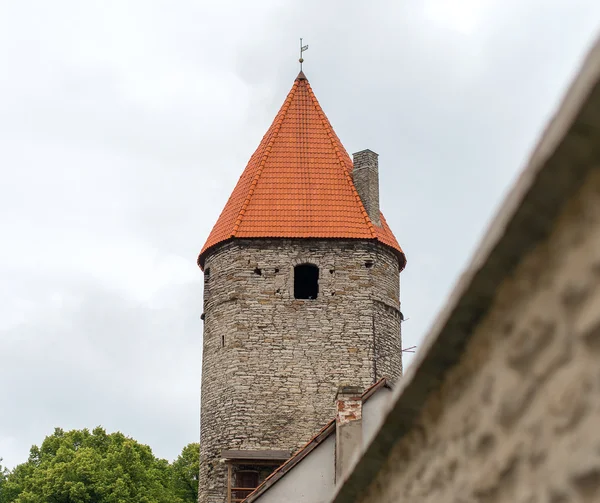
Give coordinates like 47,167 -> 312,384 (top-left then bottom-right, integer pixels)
231,470 -> 259,502
365,260 -> 374,268
254,268 -> 262,276
294,264 -> 319,299
236,470 -> 258,489
221,334 -> 225,347
229,464 -> 280,502
274,268 -> 279,273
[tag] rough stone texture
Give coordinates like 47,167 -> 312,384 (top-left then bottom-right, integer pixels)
199,239 -> 401,503
352,150 -> 381,227
348,168 -> 600,503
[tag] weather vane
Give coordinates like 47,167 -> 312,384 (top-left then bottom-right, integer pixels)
299,38 -> 309,70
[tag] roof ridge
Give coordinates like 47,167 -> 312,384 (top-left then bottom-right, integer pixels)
231,80 -> 299,236
305,81 -> 377,239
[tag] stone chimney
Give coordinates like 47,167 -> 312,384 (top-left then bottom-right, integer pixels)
352,149 -> 381,226
335,385 -> 363,485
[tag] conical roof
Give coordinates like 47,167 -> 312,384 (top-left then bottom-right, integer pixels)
198,72 -> 405,269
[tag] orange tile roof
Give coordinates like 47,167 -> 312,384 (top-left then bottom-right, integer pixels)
198,71 -> 405,269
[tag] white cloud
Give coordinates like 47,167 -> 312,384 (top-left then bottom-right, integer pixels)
422,0 -> 493,36
0,0 -> 598,469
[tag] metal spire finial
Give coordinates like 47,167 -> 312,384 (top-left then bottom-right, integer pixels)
299,38 -> 308,70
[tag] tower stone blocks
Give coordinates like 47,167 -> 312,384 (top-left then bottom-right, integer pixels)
199,239 -> 401,502
197,71 -> 406,502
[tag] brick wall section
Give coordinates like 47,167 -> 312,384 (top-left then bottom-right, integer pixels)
336,386 -> 364,484
199,239 -> 401,503
336,399 -> 363,424
336,389 -> 363,425
350,168 -> 600,502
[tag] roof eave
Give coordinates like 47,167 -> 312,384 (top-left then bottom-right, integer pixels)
198,237 -> 406,271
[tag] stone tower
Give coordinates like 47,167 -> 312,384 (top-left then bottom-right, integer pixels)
197,71 -> 406,503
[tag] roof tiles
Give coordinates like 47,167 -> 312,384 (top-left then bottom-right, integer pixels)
198,72 -> 404,268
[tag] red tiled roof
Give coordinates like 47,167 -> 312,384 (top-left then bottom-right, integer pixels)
198,72 -> 405,268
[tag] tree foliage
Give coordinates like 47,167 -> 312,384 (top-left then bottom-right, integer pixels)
170,443 -> 199,502
0,460 -> 8,497
0,428 -> 199,503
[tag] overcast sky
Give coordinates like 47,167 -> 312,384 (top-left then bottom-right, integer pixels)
1,0 -> 599,469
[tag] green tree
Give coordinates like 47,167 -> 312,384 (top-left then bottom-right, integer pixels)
0,459 -> 6,484
0,462 -> 33,503
170,443 -> 199,503
2,427 -> 180,503
0,458 -> 9,501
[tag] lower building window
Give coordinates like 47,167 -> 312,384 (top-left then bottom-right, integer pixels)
228,464 -> 279,502
222,449 -> 290,502
232,469 -> 259,501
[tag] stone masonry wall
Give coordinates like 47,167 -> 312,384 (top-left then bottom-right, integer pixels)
199,239 -> 401,503
352,170 -> 600,502
352,150 -> 381,227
